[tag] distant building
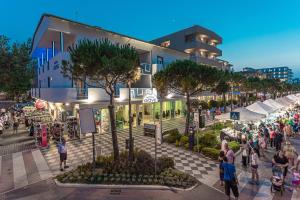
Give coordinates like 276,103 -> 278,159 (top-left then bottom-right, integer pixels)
242,66 -> 293,82
151,25 -> 231,71
241,67 -> 266,79
292,78 -> 300,84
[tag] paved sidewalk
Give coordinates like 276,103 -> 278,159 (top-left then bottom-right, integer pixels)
0,149 -> 52,194
41,118 -> 219,186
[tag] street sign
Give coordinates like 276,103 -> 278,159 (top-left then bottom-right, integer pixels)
79,108 -> 97,134
230,112 -> 240,120
144,123 -> 156,137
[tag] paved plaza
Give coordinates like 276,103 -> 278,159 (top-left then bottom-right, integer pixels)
0,118 -> 300,199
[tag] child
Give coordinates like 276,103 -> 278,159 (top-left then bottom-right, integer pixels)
219,150 -> 225,186
291,168 -> 300,190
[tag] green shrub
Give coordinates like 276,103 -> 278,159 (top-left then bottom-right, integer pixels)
157,156 -> 175,173
179,135 -> 189,146
208,100 -> 219,108
164,129 -> 181,144
184,143 -> 189,150
228,141 -> 240,152
198,133 -> 217,147
201,147 -> 220,160
175,140 -> 180,147
134,150 -> 154,175
193,144 -> 203,152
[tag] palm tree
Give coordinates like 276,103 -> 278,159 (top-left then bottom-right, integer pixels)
62,39 -> 139,161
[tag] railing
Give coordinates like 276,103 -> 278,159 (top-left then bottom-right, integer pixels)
76,88 -> 88,100
190,56 -> 230,70
140,63 -> 151,74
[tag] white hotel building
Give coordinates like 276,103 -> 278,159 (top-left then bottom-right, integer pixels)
31,14 -> 230,132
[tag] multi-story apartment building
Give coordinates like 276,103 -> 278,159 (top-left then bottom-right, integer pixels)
241,67 -> 267,79
242,67 -> 293,82
151,25 -> 231,70
31,14 -> 189,133
30,14 -> 232,135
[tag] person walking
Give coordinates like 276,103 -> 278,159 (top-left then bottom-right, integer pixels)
0,120 -> 3,135
240,139 -> 248,168
272,150 -> 289,181
219,150 -> 225,186
250,148 -> 259,185
275,131 -> 283,151
225,143 -> 235,165
283,141 -> 298,167
57,138 -> 69,171
269,128 -> 276,148
13,119 -> 19,134
222,157 -> 239,200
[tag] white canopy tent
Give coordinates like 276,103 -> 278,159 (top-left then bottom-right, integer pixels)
216,107 -> 266,122
275,97 -> 293,107
246,101 -> 276,115
282,96 -> 296,104
263,99 -> 284,110
286,95 -> 298,102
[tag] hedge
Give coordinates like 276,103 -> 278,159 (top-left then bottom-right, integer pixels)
228,141 -> 240,152
164,129 -> 181,144
201,147 -> 220,160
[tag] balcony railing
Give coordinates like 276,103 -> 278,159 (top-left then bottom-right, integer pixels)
76,88 -> 88,100
140,63 -> 151,74
190,56 -> 230,70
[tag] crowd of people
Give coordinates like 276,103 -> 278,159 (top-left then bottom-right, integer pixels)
217,109 -> 300,200
0,109 -> 25,135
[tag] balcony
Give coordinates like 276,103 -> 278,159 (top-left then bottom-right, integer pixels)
185,40 -> 222,56
76,88 -> 88,100
190,56 -> 230,70
140,63 -> 151,75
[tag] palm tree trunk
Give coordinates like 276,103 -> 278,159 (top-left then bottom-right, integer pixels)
108,95 -> 119,161
128,83 -> 134,162
185,93 -> 191,135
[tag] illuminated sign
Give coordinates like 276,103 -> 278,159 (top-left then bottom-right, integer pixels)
142,89 -> 158,103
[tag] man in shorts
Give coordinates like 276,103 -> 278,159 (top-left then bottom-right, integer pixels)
57,138 -> 69,171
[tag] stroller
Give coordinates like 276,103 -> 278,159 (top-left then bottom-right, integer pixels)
271,166 -> 285,196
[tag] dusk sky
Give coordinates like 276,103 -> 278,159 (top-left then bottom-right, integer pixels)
1,0 -> 300,77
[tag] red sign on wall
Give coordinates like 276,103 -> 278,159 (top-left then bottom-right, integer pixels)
41,124 -> 48,147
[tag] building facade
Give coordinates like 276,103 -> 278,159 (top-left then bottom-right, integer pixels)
151,25 -> 231,70
31,14 -> 190,132
242,67 -> 293,82
30,14 -> 232,134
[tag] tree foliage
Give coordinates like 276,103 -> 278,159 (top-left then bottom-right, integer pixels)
0,35 -> 34,100
62,39 -> 140,161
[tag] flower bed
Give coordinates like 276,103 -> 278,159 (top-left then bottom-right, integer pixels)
56,150 -> 197,189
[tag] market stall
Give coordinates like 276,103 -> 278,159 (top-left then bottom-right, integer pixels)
216,107 -> 266,122
246,101 -> 276,116
263,99 -> 284,110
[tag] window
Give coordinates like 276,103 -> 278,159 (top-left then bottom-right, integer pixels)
47,62 -> 49,70
42,65 -> 44,73
157,56 -> 164,65
47,77 -> 51,88
185,34 -> 195,43
161,40 -> 170,47
38,68 -> 40,75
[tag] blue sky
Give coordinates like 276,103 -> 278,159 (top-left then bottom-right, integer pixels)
1,0 -> 300,77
